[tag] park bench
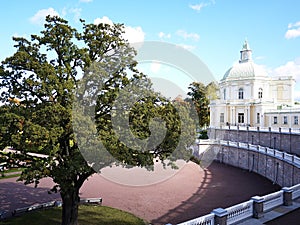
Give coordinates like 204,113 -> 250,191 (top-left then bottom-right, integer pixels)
80,197 -> 102,205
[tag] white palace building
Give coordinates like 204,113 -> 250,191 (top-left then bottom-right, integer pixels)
210,40 -> 300,129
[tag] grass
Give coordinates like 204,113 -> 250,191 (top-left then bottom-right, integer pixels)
0,168 -> 22,180
3,168 -> 22,173
0,205 -> 147,225
0,173 -> 20,179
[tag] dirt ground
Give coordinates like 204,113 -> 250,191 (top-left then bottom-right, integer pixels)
0,161 -> 280,224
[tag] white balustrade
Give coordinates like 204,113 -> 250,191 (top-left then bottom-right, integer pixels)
220,140 -> 228,145
218,139 -> 300,170
291,128 -> 300,133
258,146 -> 266,153
226,200 -> 253,225
262,191 -> 284,212
228,141 -> 237,147
283,152 -> 293,163
266,148 -> 275,156
238,126 -> 247,131
177,213 -> 214,225
248,127 -> 257,131
274,150 -> 283,159
248,144 -> 257,151
239,142 -> 248,149
281,128 -> 290,133
291,184 -> 300,200
293,156 -> 300,168
260,127 -> 269,132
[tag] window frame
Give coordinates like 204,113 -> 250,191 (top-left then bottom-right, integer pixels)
274,116 -> 278,124
294,116 -> 298,125
238,113 -> 244,123
257,113 -> 260,124
283,116 -> 288,125
258,88 -> 263,99
220,113 -> 224,123
238,88 -> 244,99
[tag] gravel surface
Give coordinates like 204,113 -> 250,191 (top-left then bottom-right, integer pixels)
0,161 -> 280,224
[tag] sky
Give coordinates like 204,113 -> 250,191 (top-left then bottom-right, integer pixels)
1,0 -> 300,98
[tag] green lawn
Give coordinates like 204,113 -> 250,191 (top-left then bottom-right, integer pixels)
0,168 -> 22,180
0,205 -> 147,225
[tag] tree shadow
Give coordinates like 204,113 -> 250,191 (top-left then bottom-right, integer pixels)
0,179 -> 60,214
151,161 -> 280,225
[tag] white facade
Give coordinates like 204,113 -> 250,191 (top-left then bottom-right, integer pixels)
210,40 -> 297,128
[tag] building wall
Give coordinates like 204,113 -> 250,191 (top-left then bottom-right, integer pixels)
264,112 -> 300,128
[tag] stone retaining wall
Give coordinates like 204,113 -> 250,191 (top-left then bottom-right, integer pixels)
209,127 -> 300,156
212,143 -> 300,187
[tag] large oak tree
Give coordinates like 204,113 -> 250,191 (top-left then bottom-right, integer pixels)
0,16 -> 196,225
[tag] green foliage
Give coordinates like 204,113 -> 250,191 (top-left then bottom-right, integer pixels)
186,81 -> 219,128
198,130 -> 208,139
0,16 -> 197,225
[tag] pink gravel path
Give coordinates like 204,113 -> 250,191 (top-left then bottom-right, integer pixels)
0,161 -> 280,224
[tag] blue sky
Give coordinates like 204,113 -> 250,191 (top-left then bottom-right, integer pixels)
1,0 -> 300,97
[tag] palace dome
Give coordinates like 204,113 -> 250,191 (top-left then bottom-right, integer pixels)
222,61 -> 268,80
222,40 -> 268,80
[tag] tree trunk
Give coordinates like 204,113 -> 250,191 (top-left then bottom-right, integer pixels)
61,188 -> 80,225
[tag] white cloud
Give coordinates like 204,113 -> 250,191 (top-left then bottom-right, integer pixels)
189,0 -> 215,12
30,8 -> 59,25
176,44 -> 196,51
94,16 -> 114,26
176,30 -> 200,41
158,32 -> 171,39
285,28 -> 300,39
69,8 -> 82,22
123,26 -> 145,43
288,21 -> 300,29
285,21 -> 300,39
189,3 -> 208,11
94,16 -> 145,43
272,58 -> 300,82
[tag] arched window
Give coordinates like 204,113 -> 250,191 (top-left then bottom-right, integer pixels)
238,88 -> 244,99
258,88 -> 263,99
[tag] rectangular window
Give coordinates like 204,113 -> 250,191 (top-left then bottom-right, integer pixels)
283,116 -> 288,125
238,113 -> 244,123
294,116 -> 298,125
220,113 -> 224,123
258,88 -> 263,99
273,116 -> 277,124
257,113 -> 260,124
238,88 -> 244,99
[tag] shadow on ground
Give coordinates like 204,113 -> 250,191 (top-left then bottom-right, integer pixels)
0,180 -> 60,213
152,161 -> 281,224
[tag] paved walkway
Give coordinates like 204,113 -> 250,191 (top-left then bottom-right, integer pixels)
239,198 -> 300,225
265,204 -> 300,225
0,161 -> 281,224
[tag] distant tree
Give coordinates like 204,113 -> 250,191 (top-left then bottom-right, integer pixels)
206,81 -> 219,101
186,81 -> 219,129
0,16 -> 196,225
